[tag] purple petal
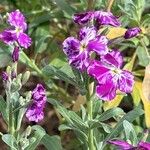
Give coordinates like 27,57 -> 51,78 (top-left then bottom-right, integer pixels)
8,10 -> 27,31
108,140 -> 133,149
87,60 -> 110,83
95,11 -> 121,27
17,32 -> 31,48
63,37 -> 80,58
73,11 -> 94,25
69,51 -> 90,71
0,29 -> 16,44
96,80 -> 117,101
124,27 -> 141,39
138,141 -> 150,150
78,26 -> 96,42
87,36 -> 108,55
26,104 -> 44,122
101,50 -> 123,68
118,70 -> 134,93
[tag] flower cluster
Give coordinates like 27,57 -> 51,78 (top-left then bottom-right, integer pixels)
62,11 -> 140,101
0,10 -> 32,62
26,84 -> 47,122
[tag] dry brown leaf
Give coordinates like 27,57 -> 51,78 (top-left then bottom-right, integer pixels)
142,64 -> 150,101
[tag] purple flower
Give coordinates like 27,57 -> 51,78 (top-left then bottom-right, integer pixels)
88,50 -> 134,101
63,26 -> 108,70
12,46 -> 19,62
94,11 -> 121,27
2,71 -> 8,81
73,11 -> 94,25
108,140 -> 150,150
124,27 -> 141,39
0,10 -> 31,49
26,84 -> 46,122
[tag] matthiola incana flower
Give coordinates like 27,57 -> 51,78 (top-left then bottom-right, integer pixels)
63,26 -> 108,70
0,10 -> 31,49
124,27 -> 141,39
94,11 -> 121,27
108,140 -> 150,150
88,50 -> 134,101
26,84 -> 46,122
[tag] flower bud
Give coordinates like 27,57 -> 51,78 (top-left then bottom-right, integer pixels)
12,46 -> 19,62
124,27 -> 141,39
2,71 -> 8,81
22,71 -> 30,85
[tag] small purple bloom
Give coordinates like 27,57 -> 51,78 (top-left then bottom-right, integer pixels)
26,84 -> 46,122
108,140 -> 150,150
2,71 -> 8,81
0,10 -> 31,49
63,26 -> 108,70
124,27 -> 141,39
88,50 -> 134,101
73,11 -> 94,25
12,46 -> 19,62
94,11 -> 121,27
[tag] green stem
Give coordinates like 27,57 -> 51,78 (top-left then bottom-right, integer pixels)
86,77 -> 95,150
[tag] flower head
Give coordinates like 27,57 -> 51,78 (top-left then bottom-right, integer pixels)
63,26 -> 108,70
94,11 -> 121,27
0,10 -> 31,49
26,84 -> 46,122
108,140 -> 150,150
124,27 -> 141,39
88,50 -> 134,101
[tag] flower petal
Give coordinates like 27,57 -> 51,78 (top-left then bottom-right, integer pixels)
88,36 -> 108,55
73,11 -> 94,25
17,32 -> 31,48
138,141 -> 150,150
87,60 -> 110,83
8,10 -> 27,31
102,50 -> 123,68
79,26 -> 96,42
63,37 -> 80,58
69,51 -> 90,71
118,70 -> 134,93
96,80 -> 117,101
0,29 -> 16,44
95,11 -> 121,27
108,140 -> 133,149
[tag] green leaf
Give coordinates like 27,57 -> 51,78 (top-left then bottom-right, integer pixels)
41,134 -> 62,150
25,125 -> 46,150
123,120 -> 138,145
102,107 -> 144,149
2,134 -> 17,150
98,107 -> 124,122
42,64 -> 77,86
0,43 -> 12,68
136,46 -> 150,67
0,96 -> 8,123
52,0 -> 75,18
